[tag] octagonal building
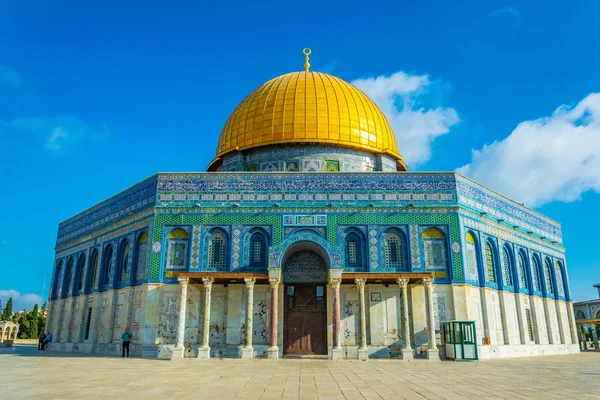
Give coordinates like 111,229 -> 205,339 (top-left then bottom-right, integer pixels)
46,59 -> 579,360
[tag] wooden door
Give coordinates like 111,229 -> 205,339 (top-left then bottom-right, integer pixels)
284,284 -> 327,355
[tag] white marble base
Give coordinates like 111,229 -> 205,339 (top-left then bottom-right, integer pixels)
401,348 -> 414,360
478,343 -> 579,359
171,347 -> 185,359
331,347 -> 343,360
197,346 -> 211,359
267,346 -> 279,359
427,348 -> 440,361
240,346 -> 254,359
357,347 -> 369,360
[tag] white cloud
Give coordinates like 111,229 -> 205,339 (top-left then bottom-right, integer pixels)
458,93 -> 600,207
0,290 -> 43,312
352,72 -> 460,167
490,7 -> 523,24
0,65 -> 106,150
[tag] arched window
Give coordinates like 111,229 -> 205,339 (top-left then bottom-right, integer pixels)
62,258 -> 74,298
531,256 -> 542,292
249,232 -> 267,267
116,239 -> 129,286
208,231 -> 227,269
384,231 -> 405,269
75,254 -> 86,294
485,242 -> 496,283
544,259 -> 554,295
575,309 -> 586,320
501,246 -> 513,287
166,228 -> 190,271
132,232 -> 148,283
101,244 -> 113,288
517,251 -> 528,290
465,232 -> 480,282
52,260 -> 63,299
344,230 -> 365,270
422,227 -> 448,272
89,250 -> 99,290
555,262 -> 565,297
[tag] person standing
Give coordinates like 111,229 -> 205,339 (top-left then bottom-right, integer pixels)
121,329 -> 132,357
38,334 -> 45,351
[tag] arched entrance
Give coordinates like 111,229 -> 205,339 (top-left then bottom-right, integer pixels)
282,242 -> 329,356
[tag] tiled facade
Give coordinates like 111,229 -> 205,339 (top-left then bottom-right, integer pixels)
46,171 -> 579,360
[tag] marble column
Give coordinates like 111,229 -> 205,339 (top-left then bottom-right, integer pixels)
591,324 -> 600,352
198,277 -> 213,359
396,278 -> 413,360
355,278 -> 368,360
172,277 -> 189,359
423,277 -> 440,361
543,298 -> 555,344
580,325 -> 588,350
330,278 -> 343,360
241,277 -> 255,359
267,278 -> 280,359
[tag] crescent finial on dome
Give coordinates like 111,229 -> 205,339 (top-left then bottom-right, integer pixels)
303,48 -> 311,72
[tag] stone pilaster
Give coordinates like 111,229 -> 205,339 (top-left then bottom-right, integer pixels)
542,298 -> 555,344
172,277 -> 189,359
241,277 -> 255,359
423,277 -> 440,361
554,300 -> 566,344
397,278 -> 413,360
198,277 -> 214,359
355,278 -> 368,360
566,302 -> 578,345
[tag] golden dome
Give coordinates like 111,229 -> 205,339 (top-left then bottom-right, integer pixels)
210,71 -> 407,170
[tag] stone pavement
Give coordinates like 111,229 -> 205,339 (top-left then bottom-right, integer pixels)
1,346 -> 599,400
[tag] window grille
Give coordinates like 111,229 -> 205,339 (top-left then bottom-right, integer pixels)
90,252 -> 99,289
120,241 -> 129,283
250,233 -> 266,266
465,234 -> 479,282
385,233 -> 402,268
555,263 -> 565,297
517,253 -> 527,289
525,308 -> 534,342
544,261 -> 553,294
531,257 -> 541,291
424,240 -> 446,270
502,248 -> 513,286
84,307 -> 93,340
208,233 -> 226,268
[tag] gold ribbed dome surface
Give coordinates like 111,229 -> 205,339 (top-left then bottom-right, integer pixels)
214,71 -> 405,168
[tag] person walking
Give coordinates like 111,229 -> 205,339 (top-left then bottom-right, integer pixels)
121,329 -> 132,357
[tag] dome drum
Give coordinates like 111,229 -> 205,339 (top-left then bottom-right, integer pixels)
216,144 -> 399,172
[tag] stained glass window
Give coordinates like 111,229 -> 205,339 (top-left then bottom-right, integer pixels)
485,243 -> 496,283
102,245 -> 113,288
531,256 -> 541,291
544,260 -> 553,294
517,252 -> 528,289
90,251 -> 99,289
502,247 -> 513,286
465,233 -> 479,282
76,255 -> 86,293
555,262 -> 565,297
119,240 -> 129,283
136,233 -> 148,281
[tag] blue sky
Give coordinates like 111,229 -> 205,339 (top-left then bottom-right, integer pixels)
1,0 -> 599,311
